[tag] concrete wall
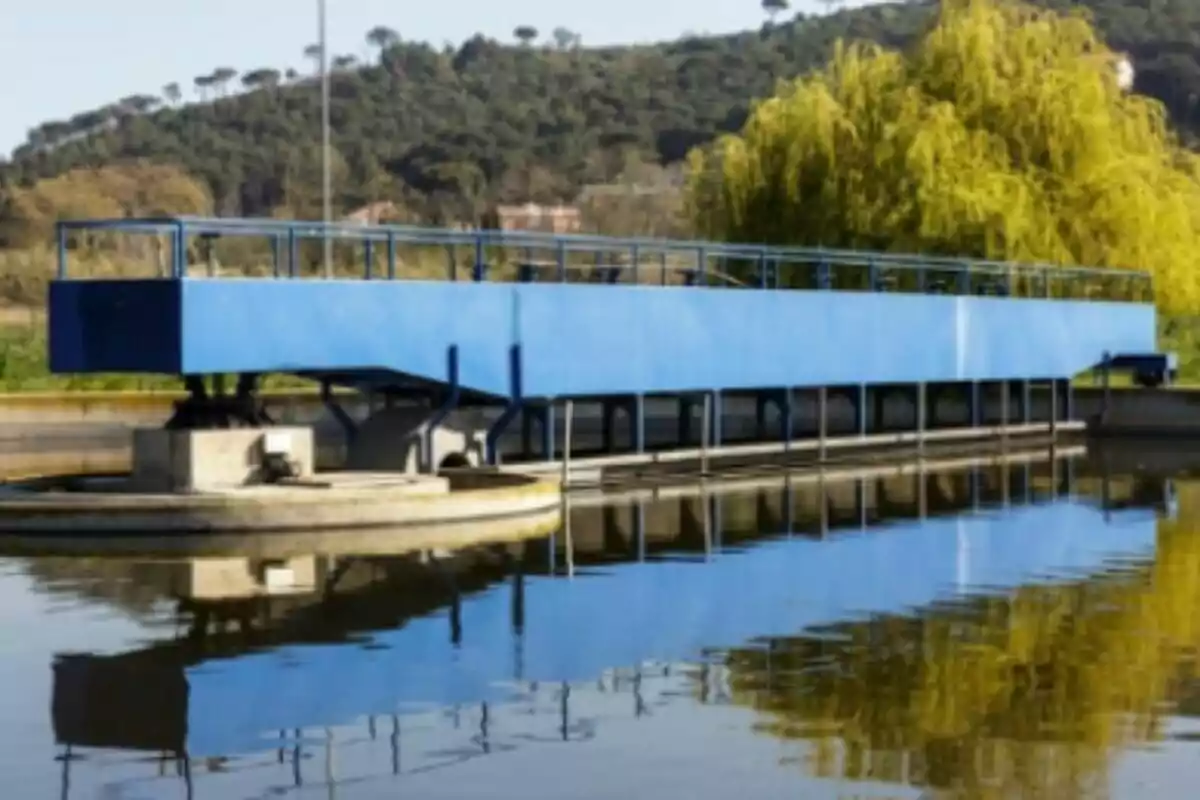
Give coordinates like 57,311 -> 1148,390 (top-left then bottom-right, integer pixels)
1077,387 -> 1200,436
49,279 -> 1155,395
130,427 -> 314,492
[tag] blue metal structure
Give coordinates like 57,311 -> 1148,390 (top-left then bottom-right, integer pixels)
48,217 -> 1165,458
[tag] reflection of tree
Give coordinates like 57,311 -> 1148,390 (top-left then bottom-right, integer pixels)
723,481 -> 1200,800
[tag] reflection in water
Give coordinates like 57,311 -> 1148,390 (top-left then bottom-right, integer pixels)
2,448 -> 1191,799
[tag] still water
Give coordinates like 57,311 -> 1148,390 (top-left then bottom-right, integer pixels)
2,446 -> 1199,798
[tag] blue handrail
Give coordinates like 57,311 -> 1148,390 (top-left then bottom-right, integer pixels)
53,216 -> 1154,302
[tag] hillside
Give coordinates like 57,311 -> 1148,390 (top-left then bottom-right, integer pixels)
1,0 -> 1198,232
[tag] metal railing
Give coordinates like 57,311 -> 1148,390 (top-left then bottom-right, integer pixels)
54,216 -> 1155,302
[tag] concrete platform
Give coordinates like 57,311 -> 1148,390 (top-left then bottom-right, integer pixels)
0,469 -> 561,534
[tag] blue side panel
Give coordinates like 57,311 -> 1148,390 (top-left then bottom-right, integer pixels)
47,280 -> 182,374
512,286 -> 1155,394
182,499 -> 1156,756
50,279 -> 1156,393
179,280 -> 514,391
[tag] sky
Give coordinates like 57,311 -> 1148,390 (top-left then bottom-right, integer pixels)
0,0 -> 847,159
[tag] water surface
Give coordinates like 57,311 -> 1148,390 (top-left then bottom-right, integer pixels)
2,447 -> 1198,799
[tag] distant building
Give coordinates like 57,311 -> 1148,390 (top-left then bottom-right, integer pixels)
493,203 -> 582,234
343,201 -> 404,226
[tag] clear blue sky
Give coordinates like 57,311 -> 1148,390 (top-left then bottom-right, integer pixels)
1,0 -> 851,159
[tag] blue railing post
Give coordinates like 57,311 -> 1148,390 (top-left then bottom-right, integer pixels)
364,239 -> 374,280
522,247 -> 533,283
56,222 -> 68,279
287,228 -> 298,277
172,220 -> 186,278
1042,268 -> 1052,299
956,264 -> 970,295
270,235 -> 281,277
386,232 -> 397,279
758,252 -> 768,289
556,240 -> 567,282
472,235 -> 486,282
696,247 -> 707,286
445,243 -> 457,281
660,252 -> 668,286
817,258 -> 831,290
868,259 -> 879,292
631,244 -> 640,284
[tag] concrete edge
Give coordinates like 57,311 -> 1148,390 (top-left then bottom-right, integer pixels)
0,509 -> 563,560
0,469 -> 563,533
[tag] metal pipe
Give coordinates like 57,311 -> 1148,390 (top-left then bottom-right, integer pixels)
561,399 -> 574,490
423,345 -> 460,472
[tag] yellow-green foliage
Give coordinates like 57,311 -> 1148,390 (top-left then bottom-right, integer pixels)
725,477 -> 1200,799
686,0 -> 1200,314
0,162 -> 213,249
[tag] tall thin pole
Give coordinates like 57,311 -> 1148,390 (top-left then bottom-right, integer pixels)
319,0 -> 332,277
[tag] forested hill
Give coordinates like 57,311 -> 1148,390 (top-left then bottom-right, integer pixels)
2,0 -> 1198,226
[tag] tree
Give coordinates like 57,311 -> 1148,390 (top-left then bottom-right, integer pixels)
303,43 -> 324,74
193,74 -> 214,100
119,94 -> 160,114
242,68 -> 282,91
514,26 -> 539,46
1,164 -> 212,248
5,0 -> 1200,242
332,55 -> 358,71
162,82 -> 182,105
761,0 -> 790,24
552,27 -> 580,50
685,0 -> 1200,314
366,25 -> 400,63
210,67 -> 238,96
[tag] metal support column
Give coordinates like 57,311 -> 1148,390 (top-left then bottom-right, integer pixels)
857,385 -> 868,437
817,386 -> 828,461
710,391 -> 723,448
916,382 -> 926,457
677,396 -> 692,447
484,345 -> 522,466
520,407 -> 534,459
424,345 -> 461,472
601,400 -> 616,453
1022,380 -> 1031,424
999,380 -> 1009,446
541,402 -> 557,461
1049,379 -> 1059,439
969,382 -> 982,428
631,395 -> 646,454
781,389 -> 794,451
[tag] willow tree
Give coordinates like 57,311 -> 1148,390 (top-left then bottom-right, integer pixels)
685,0 -> 1200,313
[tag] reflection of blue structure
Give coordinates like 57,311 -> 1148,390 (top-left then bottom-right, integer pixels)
48,218 -> 1164,461
183,498 -> 1155,757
